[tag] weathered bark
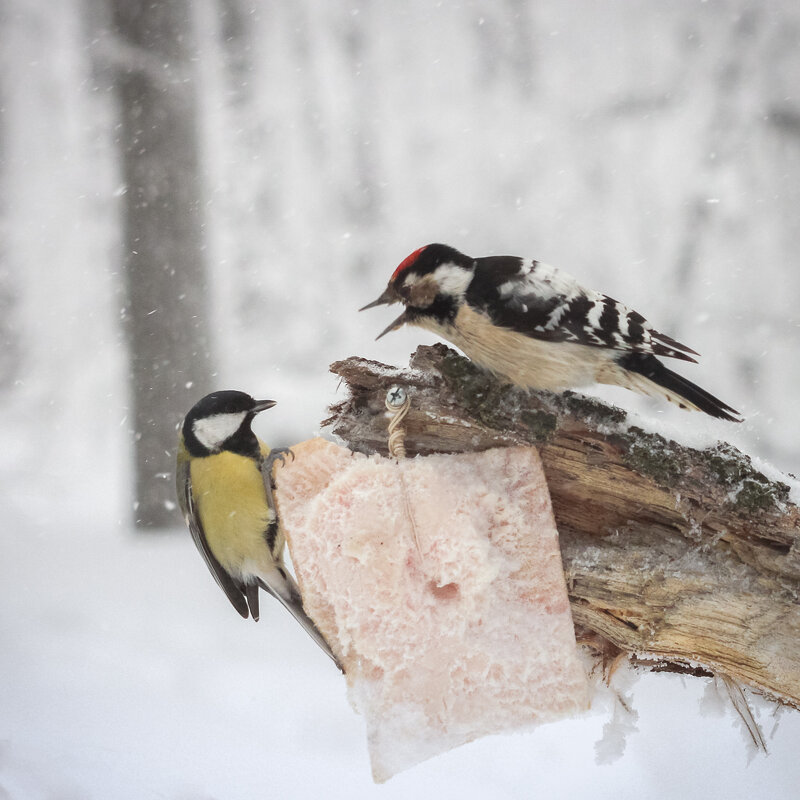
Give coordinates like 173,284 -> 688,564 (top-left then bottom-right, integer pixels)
325,344 -> 800,708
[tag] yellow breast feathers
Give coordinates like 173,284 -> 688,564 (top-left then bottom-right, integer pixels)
190,451 -> 274,575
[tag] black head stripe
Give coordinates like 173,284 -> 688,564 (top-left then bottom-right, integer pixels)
189,390 -> 256,418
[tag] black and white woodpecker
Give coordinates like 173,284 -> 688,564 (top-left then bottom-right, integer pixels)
361,243 -> 741,422
176,390 -> 340,667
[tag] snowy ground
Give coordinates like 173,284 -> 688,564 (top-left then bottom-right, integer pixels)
2,451 -> 799,800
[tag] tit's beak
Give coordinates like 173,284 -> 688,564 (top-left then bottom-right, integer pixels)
375,309 -> 409,340
253,399 -> 277,413
359,286 -> 397,312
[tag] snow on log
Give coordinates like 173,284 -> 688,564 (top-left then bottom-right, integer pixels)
274,438 -> 588,782
324,344 -> 800,710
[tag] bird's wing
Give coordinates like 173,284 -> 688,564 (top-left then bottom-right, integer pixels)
467,256 -> 699,362
176,449 -> 250,618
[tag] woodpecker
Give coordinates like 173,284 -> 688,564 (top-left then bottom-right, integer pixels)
176,390 -> 340,667
361,243 -> 741,421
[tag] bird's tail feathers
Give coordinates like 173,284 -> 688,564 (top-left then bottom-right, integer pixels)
612,353 -> 742,422
257,570 -> 342,670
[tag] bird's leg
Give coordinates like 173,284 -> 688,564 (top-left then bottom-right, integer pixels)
260,447 -> 295,508
263,446 -> 295,474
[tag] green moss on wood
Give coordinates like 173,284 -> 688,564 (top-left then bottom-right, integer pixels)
437,349 -> 626,437
619,427 -> 691,487
437,350 -> 518,428
419,346 -> 794,514
519,409 -> 558,441
701,443 -> 750,487
558,391 -> 628,425
437,348 -> 485,386
438,351 -> 556,437
701,442 -> 790,512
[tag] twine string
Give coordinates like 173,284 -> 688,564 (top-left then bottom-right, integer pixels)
386,390 -> 409,458
385,387 -> 423,558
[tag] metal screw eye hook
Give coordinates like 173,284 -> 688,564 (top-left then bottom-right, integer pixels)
387,385 -> 407,408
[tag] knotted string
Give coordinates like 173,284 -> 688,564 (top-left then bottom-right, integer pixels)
385,386 -> 423,558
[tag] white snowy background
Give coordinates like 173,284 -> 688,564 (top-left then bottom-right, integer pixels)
1,1 -> 800,798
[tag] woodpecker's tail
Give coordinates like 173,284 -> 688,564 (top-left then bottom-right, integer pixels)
613,352 -> 742,422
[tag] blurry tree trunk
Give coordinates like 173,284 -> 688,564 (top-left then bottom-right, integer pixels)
217,0 -> 255,100
340,4 -> 383,285
0,4 -> 20,392
110,0 -> 214,528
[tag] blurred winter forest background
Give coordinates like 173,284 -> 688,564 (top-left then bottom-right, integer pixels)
2,1 -> 800,798
1,0 -> 799,527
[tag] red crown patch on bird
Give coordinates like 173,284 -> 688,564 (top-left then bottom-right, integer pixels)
391,245 -> 428,282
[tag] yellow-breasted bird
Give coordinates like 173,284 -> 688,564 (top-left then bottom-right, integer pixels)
176,390 -> 338,666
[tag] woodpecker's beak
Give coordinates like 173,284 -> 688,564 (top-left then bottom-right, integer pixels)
375,310 -> 409,340
253,399 -> 277,413
359,285 -> 398,312
360,286 -> 407,339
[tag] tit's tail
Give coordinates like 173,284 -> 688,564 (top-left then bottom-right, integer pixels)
256,447 -> 342,670
612,352 -> 742,422
258,568 -> 343,672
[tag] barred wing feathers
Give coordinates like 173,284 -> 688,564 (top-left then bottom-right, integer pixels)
466,256 -> 699,362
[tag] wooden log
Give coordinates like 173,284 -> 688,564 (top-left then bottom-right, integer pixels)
324,343 -> 800,709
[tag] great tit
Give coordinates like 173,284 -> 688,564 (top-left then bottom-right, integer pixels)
176,390 -> 338,667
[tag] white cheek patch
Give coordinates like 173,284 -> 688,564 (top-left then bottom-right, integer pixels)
431,262 -> 472,298
193,411 -> 247,450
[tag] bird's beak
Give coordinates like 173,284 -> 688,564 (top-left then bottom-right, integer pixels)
360,285 -> 407,340
375,309 -> 409,340
359,286 -> 397,312
253,399 -> 277,413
